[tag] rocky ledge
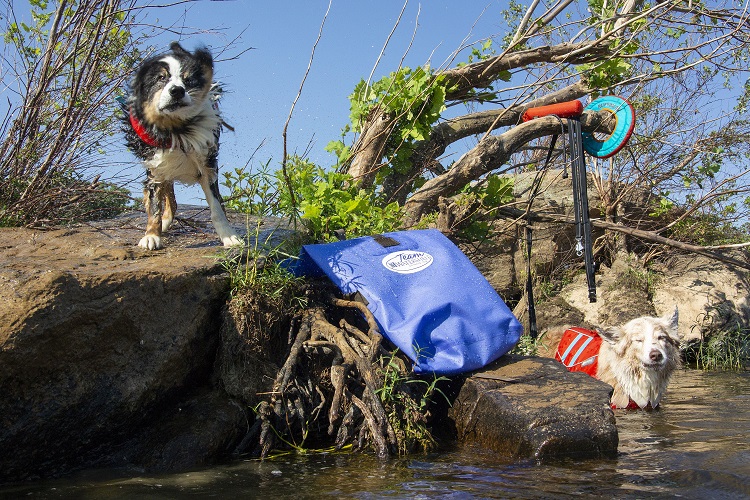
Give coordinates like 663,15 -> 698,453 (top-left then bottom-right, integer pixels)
0,209 -> 625,483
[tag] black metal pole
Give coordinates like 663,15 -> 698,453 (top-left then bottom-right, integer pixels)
568,118 -> 597,303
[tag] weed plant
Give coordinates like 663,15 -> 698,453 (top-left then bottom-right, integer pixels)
685,324 -> 750,371
376,352 -> 450,455
511,333 -> 540,357
220,216 -> 307,311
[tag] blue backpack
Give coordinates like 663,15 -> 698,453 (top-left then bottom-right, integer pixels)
292,229 -> 522,375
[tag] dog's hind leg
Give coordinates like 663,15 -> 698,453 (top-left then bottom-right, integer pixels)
161,180 -> 177,232
199,175 -> 243,247
139,179 -> 165,250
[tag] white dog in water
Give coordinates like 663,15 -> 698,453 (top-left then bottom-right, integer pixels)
539,308 -> 681,409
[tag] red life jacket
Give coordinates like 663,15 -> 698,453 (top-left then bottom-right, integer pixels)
555,327 -> 651,410
555,327 -> 601,376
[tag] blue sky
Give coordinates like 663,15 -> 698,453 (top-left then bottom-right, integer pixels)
124,0 -> 510,202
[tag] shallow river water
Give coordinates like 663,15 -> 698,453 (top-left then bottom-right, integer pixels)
2,369 -> 748,499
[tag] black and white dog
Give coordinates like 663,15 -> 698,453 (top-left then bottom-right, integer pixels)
122,42 -> 242,250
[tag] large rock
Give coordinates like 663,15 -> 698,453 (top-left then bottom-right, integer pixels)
651,254 -> 750,342
468,170 -> 652,297
449,355 -> 618,460
0,209 -> 287,482
118,389 -> 249,472
538,253 -> 748,344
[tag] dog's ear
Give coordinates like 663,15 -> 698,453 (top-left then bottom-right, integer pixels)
668,306 -> 679,330
598,326 -> 622,345
193,46 -> 213,71
170,42 -> 189,57
665,306 -> 681,341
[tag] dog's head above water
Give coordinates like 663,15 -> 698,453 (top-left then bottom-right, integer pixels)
131,42 -> 214,129
599,308 -> 681,370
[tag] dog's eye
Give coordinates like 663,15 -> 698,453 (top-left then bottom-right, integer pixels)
183,76 -> 198,87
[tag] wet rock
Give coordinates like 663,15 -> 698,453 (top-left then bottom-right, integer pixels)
124,390 -> 249,472
0,230 -> 225,480
449,355 -> 618,460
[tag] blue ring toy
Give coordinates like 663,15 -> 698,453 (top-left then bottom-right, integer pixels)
582,96 -> 635,158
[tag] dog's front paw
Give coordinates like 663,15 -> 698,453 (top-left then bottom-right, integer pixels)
138,235 -> 163,250
222,234 -> 244,247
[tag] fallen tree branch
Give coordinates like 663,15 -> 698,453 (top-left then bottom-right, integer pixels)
403,109 -> 616,226
440,42 -> 610,102
497,206 -> 750,271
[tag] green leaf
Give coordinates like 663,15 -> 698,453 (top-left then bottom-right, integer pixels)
483,175 -> 514,206
343,198 -> 366,214
300,202 -> 321,220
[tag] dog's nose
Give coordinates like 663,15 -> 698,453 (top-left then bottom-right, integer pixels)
649,350 -> 663,363
169,86 -> 185,99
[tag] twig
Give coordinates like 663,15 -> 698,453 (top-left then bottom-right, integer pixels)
280,0 -> 332,217
365,0 -> 409,91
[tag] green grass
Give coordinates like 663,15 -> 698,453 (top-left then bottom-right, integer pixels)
685,325 -> 750,371
219,217 -> 307,310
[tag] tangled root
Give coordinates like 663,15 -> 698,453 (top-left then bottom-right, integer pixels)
247,294 -> 440,458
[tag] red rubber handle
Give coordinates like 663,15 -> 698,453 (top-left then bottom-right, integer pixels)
522,100 -> 584,122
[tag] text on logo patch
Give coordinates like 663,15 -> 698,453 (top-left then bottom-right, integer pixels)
381,250 -> 434,274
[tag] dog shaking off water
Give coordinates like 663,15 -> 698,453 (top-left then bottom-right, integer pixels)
122,42 -> 242,250
539,308 -> 681,409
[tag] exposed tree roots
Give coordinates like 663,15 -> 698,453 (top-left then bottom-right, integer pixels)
245,292 -> 440,459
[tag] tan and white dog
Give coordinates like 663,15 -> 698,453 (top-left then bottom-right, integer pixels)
539,308 -> 681,409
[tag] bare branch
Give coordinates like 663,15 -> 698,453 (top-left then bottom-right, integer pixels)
440,41 -> 610,102
280,0 -> 332,217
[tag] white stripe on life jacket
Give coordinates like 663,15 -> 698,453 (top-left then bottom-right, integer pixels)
568,335 -> 593,367
559,332 -> 585,365
558,329 -> 599,368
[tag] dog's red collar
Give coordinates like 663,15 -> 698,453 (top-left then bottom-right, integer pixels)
129,108 -> 171,148
613,400 -> 654,410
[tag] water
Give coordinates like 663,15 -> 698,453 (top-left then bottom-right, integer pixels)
2,369 -> 748,499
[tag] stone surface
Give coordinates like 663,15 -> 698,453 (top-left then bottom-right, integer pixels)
545,253 -> 749,344
449,355 -> 618,461
121,390 -> 249,472
0,208 -> 289,482
651,254 -> 750,342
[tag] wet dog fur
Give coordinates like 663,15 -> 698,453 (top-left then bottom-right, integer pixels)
122,42 -> 242,250
539,308 -> 681,409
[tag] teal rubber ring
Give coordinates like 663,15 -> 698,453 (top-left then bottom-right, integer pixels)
582,96 -> 635,158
